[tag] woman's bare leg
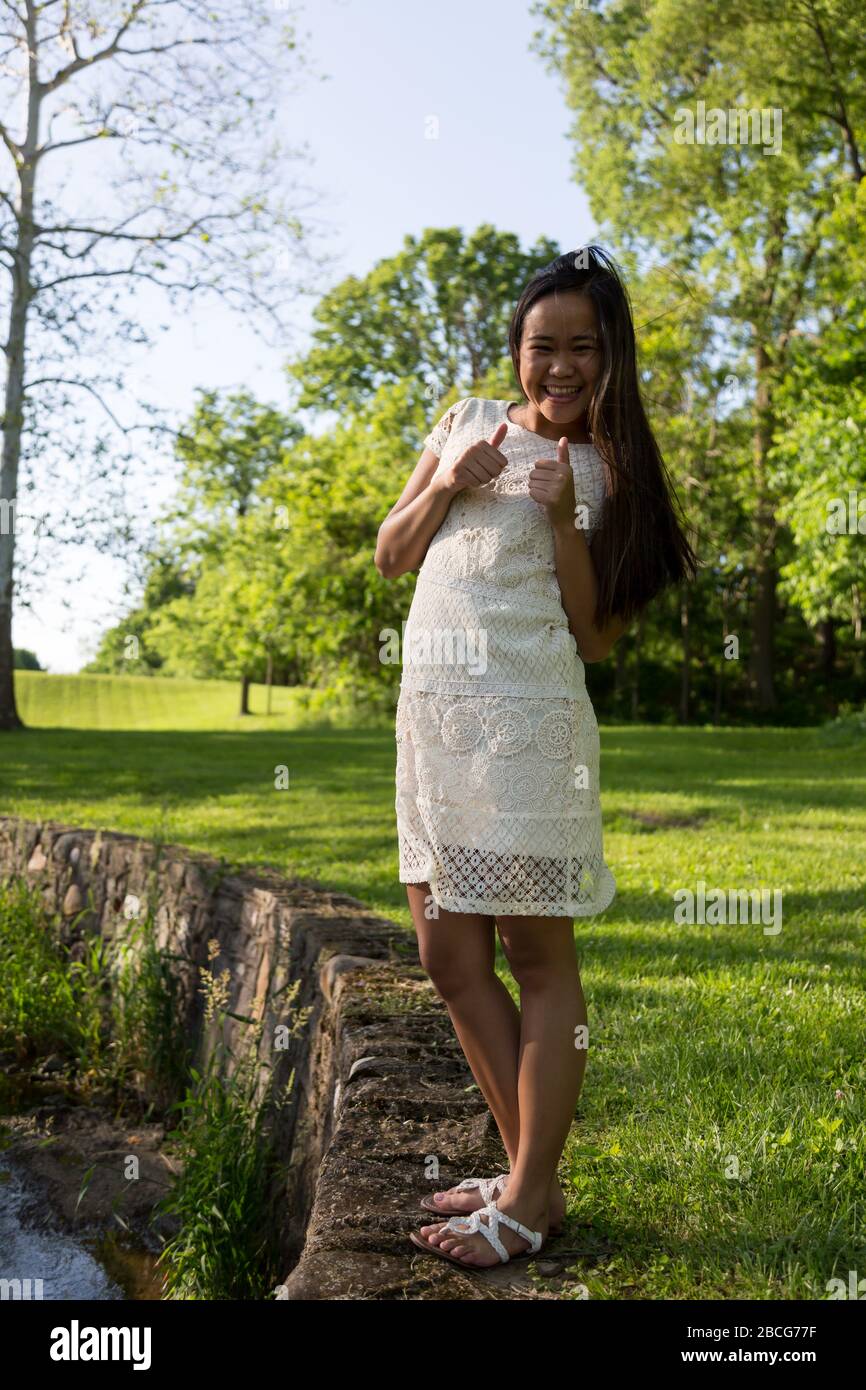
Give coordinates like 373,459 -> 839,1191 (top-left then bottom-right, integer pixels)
407,885 -> 567,1225
406,882 -> 521,1197
422,913 -> 584,1264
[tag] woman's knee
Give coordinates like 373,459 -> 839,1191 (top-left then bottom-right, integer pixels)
417,938 -> 495,999
497,919 -> 576,991
412,902 -> 496,999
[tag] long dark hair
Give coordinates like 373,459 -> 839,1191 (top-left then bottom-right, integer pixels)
508,245 -> 697,627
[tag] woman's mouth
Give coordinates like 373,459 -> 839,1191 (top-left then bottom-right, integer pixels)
543,385 -> 582,403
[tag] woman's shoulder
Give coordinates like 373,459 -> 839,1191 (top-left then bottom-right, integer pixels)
423,396 -> 504,453
434,395 -> 508,418
446,396 -> 510,432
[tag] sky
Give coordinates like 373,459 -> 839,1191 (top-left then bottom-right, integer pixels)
12,0 -> 597,672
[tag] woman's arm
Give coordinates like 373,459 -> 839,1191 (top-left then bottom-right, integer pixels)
375,422 -> 509,579
374,447 -> 457,578
528,436 -> 628,662
550,521 -> 628,662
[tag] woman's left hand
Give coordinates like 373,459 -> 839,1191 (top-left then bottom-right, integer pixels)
528,436 -> 578,528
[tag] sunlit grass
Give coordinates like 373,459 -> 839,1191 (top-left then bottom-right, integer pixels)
3,670 -> 864,1298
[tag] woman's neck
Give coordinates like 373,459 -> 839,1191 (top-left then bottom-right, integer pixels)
511,401 -> 591,444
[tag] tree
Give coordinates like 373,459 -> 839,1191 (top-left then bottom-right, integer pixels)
13,647 -> 42,670
286,224 -> 561,416
82,546 -> 193,674
144,388 -> 302,712
532,0 -> 866,710
773,226 -> 866,676
1,0 -> 322,729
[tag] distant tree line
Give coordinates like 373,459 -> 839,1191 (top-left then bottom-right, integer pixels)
85,218 -> 865,725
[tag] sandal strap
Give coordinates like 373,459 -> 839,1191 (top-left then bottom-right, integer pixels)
442,1207 -> 509,1262
453,1173 -> 509,1204
442,1202 -> 542,1263
490,1206 -> 543,1254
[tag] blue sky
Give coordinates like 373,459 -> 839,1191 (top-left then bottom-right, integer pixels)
15,0 -> 597,672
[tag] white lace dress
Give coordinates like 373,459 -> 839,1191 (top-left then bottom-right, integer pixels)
395,396 -> 616,918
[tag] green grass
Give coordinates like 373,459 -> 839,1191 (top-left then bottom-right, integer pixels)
0,878 -> 291,1299
0,877 -> 191,1102
0,879 -> 96,1061
3,669 -> 865,1299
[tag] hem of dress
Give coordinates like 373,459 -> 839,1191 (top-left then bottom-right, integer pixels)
398,677 -> 587,699
398,866 -> 617,920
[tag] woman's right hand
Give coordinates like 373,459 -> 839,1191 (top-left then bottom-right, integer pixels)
432,421 -> 509,497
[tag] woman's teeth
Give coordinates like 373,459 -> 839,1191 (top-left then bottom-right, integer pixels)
545,386 -> 580,399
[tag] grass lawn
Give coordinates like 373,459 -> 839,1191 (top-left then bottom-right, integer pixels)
3,669 -> 865,1299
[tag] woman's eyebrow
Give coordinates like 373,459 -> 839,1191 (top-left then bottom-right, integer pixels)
527,332 -> 597,342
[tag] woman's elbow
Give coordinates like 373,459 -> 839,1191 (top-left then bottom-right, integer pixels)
578,641 -> 606,663
375,546 -> 408,579
578,630 -> 619,663
374,530 -> 396,577
375,551 -> 395,578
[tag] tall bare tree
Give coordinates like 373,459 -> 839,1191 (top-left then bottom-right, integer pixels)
0,0 -> 323,728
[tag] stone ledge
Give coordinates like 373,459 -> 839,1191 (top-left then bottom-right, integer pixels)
1,818 -> 570,1299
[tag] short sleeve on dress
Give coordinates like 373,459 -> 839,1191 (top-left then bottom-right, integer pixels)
423,397 -> 471,456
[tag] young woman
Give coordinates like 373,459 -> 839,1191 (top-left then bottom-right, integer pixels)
375,246 -> 696,1269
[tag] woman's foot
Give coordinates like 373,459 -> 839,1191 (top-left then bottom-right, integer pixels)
416,1194 -> 549,1268
428,1173 -> 567,1229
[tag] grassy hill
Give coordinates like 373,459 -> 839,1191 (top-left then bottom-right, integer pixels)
1,670 -> 864,1298
14,670 -> 355,732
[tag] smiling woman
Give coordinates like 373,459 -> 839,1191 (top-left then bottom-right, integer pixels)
375,244 -> 700,1272
510,297 -> 602,434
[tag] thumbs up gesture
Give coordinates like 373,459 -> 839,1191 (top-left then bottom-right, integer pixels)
528,436 -> 577,528
436,421 -> 509,497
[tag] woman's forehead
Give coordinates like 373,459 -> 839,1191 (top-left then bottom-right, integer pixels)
523,291 -> 597,336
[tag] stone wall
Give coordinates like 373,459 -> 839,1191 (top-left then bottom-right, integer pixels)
0,818 -> 537,1299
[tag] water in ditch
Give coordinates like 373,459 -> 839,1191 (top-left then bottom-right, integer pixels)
0,1075 -> 165,1301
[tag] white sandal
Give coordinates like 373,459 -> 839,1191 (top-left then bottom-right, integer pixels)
419,1173 -> 565,1234
409,1201 -> 545,1268
419,1172 -> 510,1217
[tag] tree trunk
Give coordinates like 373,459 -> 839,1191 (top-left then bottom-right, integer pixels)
679,584 -> 690,723
266,649 -> 273,715
714,600 -> 728,725
0,81 -> 38,731
239,673 -> 251,715
614,634 -> 628,716
749,341 -> 777,712
816,617 -> 836,679
630,611 -> 645,721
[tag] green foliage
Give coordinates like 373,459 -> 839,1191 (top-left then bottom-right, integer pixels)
83,550 -> 194,676
0,874 -> 292,1300
0,879 -> 191,1106
82,17 -> 866,720
108,914 -> 193,1113
0,881 -> 86,1060
772,183 -> 866,630
152,944 -> 296,1301
285,224 -> 558,413
12,648 -> 42,671
817,702 -> 866,745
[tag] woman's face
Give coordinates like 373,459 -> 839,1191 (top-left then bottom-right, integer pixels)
516,289 -> 602,432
